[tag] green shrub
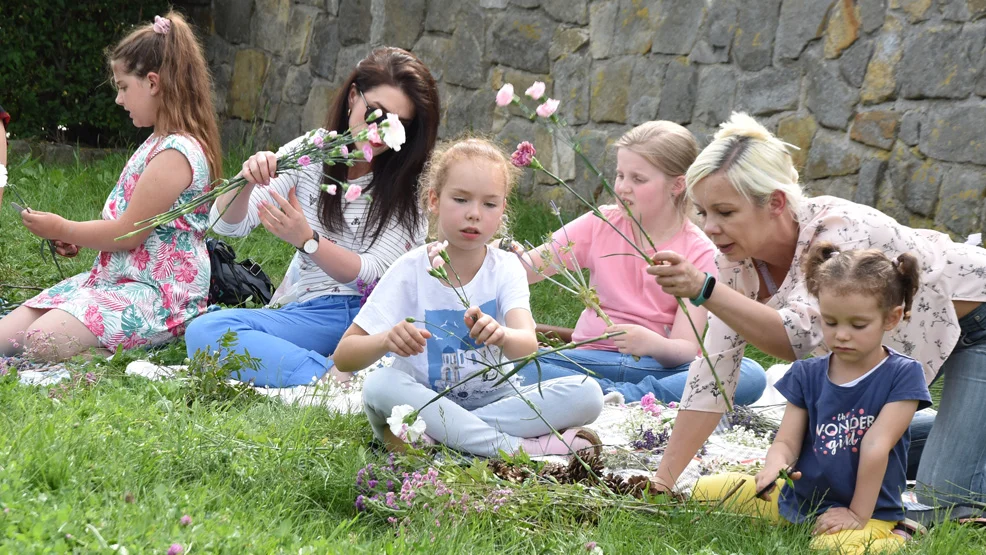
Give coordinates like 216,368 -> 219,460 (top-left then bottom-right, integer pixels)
0,0 -> 170,147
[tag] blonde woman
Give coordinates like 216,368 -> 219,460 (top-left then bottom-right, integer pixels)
647,112 -> 986,510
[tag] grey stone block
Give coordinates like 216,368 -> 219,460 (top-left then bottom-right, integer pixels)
543,0 -> 588,24
510,0 -> 541,8
445,3 -> 486,88
707,0 -> 738,48
920,105 -> 986,164
590,57 -> 634,123
854,159 -> 886,206
554,52 -> 591,125
338,0 -> 371,46
859,0 -> 886,33
935,166 -> 986,236
688,40 -> 729,64
283,65 -> 314,105
898,25 -> 983,99
215,0 -> 253,45
442,84 -> 495,138
735,66 -> 800,116
805,130 -> 862,179
488,10 -> 555,73
411,35 -> 453,83
775,0 -> 833,60
839,38 -> 873,88
589,1 -> 618,59
310,15 -> 340,80
628,56 -> 666,125
889,142 -> 943,216
424,0 -> 459,33
652,0 -> 707,55
732,0 -> 781,71
694,65 -> 736,126
805,60 -> 859,130
550,27 -> 590,60
372,0 -> 426,50
899,110 -> 922,146
657,59 -> 697,124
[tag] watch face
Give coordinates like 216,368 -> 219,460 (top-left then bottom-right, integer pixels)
303,239 -> 318,254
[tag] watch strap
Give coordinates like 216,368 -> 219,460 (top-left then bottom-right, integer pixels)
689,272 -> 716,307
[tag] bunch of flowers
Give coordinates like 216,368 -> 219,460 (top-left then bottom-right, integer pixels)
119,111 -> 406,239
387,404 -> 427,443
355,277 -> 379,307
631,426 -> 672,452
495,81 -> 733,410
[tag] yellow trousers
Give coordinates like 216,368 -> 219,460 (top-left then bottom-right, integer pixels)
693,473 -> 905,555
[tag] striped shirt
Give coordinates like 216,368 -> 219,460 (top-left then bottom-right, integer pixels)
209,130 -> 426,304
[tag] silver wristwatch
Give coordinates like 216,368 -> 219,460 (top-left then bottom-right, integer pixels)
299,230 -> 320,254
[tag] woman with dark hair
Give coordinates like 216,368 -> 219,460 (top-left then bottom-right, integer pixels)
184,47 -> 441,387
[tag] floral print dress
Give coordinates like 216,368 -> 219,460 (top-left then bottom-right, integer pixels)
25,134 -> 212,350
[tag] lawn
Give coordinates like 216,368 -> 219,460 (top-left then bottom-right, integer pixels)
0,151 -> 979,553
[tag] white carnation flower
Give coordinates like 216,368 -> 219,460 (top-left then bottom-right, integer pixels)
387,404 -> 426,442
382,113 -> 406,152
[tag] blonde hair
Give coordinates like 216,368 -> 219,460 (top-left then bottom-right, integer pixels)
109,11 -> 222,179
614,120 -> 698,216
418,137 -> 520,238
686,112 -> 804,213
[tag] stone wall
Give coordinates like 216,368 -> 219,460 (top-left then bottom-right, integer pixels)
197,0 -> 986,238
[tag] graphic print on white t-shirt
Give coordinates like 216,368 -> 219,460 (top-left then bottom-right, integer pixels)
425,298 -> 514,404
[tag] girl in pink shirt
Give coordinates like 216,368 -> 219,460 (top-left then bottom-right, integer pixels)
515,121 -> 766,403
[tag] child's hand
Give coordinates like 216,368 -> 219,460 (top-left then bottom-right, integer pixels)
240,151 -> 278,186
605,323 -> 659,357
53,240 -> 80,258
465,306 -> 506,347
753,466 -> 801,500
385,321 -> 432,357
813,507 -> 865,535
22,210 -> 68,241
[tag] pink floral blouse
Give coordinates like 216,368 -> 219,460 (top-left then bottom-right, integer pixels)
682,195 -> 986,413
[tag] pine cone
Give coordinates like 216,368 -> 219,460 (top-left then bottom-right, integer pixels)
489,460 -> 533,483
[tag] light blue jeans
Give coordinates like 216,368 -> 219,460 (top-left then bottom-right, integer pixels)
915,302 -> 986,506
183,295 -> 361,387
362,365 -> 604,457
517,348 -> 768,405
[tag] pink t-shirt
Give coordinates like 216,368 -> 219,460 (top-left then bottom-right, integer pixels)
549,205 -> 717,351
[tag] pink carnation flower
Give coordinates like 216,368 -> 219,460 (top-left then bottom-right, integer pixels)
495,84 -> 514,107
312,135 -> 324,148
525,81 -> 546,100
297,155 -> 312,167
511,142 -> 537,168
536,98 -> 560,118
362,144 -> 374,163
367,123 -> 384,147
323,184 -> 337,195
345,184 -> 363,201
340,145 -> 349,157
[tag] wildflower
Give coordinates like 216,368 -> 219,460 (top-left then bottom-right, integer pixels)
84,372 -> 96,385
167,544 -> 184,555
511,141 -> 537,168
668,401 -> 678,409
312,135 -> 324,148
355,494 -> 366,512
345,185 -> 363,202
322,184 -> 337,195
362,144 -> 374,163
298,155 -> 312,167
366,123 -> 384,147
585,542 -> 597,551
388,516 -> 398,524
525,81 -> 546,100
536,98 -> 560,118
368,479 -> 378,488
180,514 -> 192,526
382,113 -> 406,151
495,83 -> 514,107
385,492 -> 397,509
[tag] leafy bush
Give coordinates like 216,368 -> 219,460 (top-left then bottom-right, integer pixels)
0,0 -> 170,147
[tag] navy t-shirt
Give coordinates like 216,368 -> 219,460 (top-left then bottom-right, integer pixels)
774,348 -> 932,524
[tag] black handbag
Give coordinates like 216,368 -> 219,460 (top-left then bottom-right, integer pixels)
206,238 -> 275,307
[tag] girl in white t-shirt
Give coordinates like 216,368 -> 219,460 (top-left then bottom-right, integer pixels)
334,138 -> 604,457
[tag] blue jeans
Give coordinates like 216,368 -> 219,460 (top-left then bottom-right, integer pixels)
183,295 -> 361,387
517,348 -> 768,405
914,302 -> 986,506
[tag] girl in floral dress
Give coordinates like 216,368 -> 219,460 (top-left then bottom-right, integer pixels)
0,12 -> 221,360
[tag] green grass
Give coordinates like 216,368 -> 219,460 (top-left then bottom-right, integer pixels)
0,152 -> 979,553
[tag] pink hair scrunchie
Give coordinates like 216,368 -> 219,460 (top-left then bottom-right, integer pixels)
153,15 -> 171,35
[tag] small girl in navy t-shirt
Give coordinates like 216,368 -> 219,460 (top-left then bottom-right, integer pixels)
693,241 -> 931,555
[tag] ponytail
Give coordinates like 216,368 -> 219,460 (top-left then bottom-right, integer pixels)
109,11 -> 222,180
802,241 -> 841,298
893,253 -> 921,320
